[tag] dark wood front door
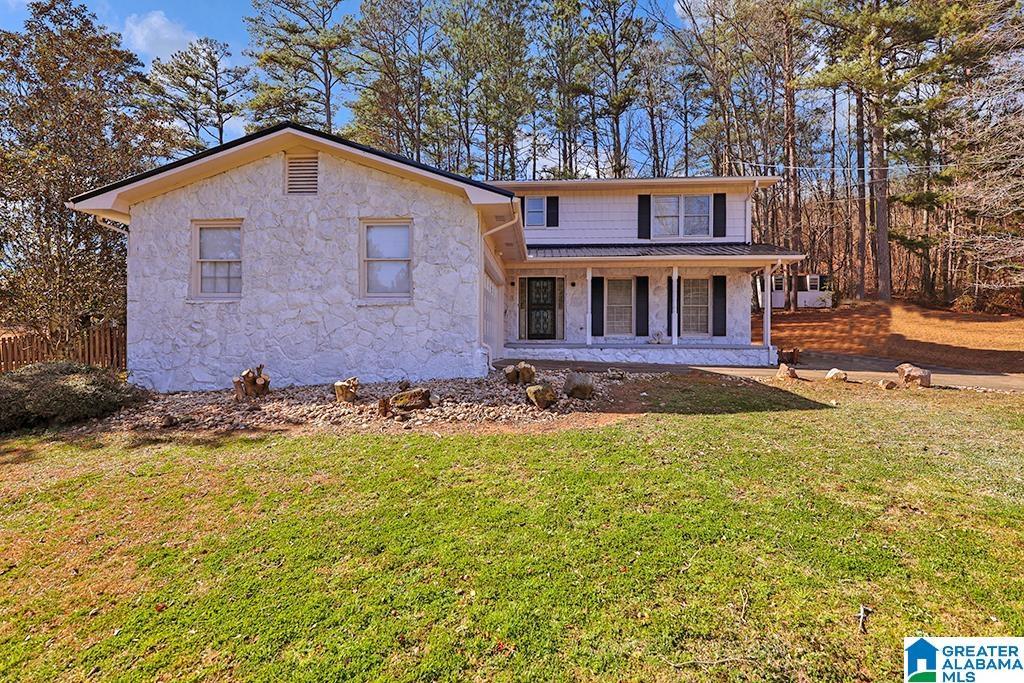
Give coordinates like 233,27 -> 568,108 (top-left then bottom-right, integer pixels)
526,277 -> 556,340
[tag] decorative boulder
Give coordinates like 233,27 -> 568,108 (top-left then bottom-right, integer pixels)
878,378 -> 898,390
776,363 -> 799,380
391,387 -> 431,410
516,362 -> 536,385
334,377 -> 359,403
526,382 -> 557,409
503,365 -> 519,384
606,367 -> 625,381
825,368 -> 848,382
563,371 -> 595,400
896,363 -> 932,388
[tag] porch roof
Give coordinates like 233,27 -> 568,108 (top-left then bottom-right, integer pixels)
525,242 -> 804,262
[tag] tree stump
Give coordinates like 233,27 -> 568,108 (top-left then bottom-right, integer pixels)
235,364 -> 270,399
334,377 -> 359,403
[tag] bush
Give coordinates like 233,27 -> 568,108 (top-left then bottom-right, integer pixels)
0,362 -> 146,432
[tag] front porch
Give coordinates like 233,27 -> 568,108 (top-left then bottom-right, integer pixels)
496,260 -> 783,368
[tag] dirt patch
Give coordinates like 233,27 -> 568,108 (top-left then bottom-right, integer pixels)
754,300 -> 1024,373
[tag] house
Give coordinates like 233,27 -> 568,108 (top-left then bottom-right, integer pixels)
905,638 -> 937,678
68,122 -> 803,392
755,272 -> 833,309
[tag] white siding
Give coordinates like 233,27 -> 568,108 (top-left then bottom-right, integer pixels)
523,188 -> 749,244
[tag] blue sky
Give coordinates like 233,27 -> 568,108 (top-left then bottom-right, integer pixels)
1,0 -> 251,65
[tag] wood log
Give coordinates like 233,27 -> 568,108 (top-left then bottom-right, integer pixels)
334,377 -> 359,403
377,396 -> 391,417
232,376 -> 245,401
241,369 -> 257,397
255,375 -> 269,397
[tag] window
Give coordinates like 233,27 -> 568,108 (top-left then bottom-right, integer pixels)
605,279 -> 634,336
363,223 -> 411,296
194,221 -> 241,298
653,196 -> 679,237
681,278 -> 709,334
525,197 -> 545,226
807,275 -> 820,291
286,153 -> 318,194
682,195 -> 711,236
772,274 -> 785,291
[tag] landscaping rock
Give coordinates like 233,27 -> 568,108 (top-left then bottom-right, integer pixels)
526,382 -> 557,409
825,368 -> 848,382
606,367 -> 625,381
503,365 -> 519,384
391,387 -> 431,410
563,371 -> 595,400
878,379 -> 899,390
776,363 -> 799,380
896,363 -> 932,388
515,362 -> 536,385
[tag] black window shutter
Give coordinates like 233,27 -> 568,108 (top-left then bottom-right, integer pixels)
638,195 -> 651,239
635,276 -> 649,336
712,275 -> 727,336
666,276 -> 673,335
591,277 -> 604,337
546,196 -> 559,227
713,193 -> 727,237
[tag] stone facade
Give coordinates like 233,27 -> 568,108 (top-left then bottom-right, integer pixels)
127,151 -> 488,391
506,343 -> 776,367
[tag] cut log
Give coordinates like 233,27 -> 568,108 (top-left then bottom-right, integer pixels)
334,377 -> 359,403
241,368 -> 257,397
232,376 -> 245,401
377,396 -> 391,417
255,375 -> 269,397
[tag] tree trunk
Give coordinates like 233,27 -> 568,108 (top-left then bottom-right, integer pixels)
869,100 -> 892,300
855,92 -> 868,299
782,4 -> 802,312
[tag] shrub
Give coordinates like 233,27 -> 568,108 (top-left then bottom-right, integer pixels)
0,362 -> 146,432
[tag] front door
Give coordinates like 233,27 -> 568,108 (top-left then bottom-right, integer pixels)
526,277 -> 556,339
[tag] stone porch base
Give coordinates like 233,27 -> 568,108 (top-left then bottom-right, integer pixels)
501,342 -> 777,367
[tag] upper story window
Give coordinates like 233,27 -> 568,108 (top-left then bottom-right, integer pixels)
194,220 -> 242,298
654,194 -> 712,237
525,196 -> 546,226
363,222 -> 411,297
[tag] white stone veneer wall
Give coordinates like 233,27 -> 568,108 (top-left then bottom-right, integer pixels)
127,152 -> 487,391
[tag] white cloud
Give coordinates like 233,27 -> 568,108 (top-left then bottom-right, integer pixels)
122,10 -> 196,62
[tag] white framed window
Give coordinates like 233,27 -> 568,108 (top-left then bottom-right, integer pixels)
362,222 -> 412,297
772,274 -> 785,291
192,220 -> 242,299
682,195 -> 711,236
525,196 -> 546,226
605,278 -> 634,336
681,278 -> 710,334
654,195 -> 712,237
653,196 -> 679,237
807,275 -> 820,291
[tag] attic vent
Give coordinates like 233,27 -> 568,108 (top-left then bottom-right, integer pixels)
286,153 -> 319,194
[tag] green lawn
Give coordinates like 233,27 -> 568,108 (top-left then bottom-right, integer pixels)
1,376 -> 1023,681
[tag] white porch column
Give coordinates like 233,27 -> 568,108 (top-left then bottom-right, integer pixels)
671,265 -> 679,345
586,267 -> 593,346
763,264 -> 772,348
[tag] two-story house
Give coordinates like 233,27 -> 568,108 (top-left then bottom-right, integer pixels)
68,122 -> 803,392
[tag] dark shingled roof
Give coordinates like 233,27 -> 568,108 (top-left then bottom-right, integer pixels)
527,242 -> 803,259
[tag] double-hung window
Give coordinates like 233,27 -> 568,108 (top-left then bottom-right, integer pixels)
605,279 -> 634,336
524,197 -> 546,227
681,278 -> 710,334
194,221 -> 242,298
363,223 -> 412,297
654,195 -> 712,237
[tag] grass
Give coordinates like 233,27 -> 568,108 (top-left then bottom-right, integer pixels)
1,376 -> 1023,681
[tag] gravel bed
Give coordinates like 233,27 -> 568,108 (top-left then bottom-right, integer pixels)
81,367 -> 665,434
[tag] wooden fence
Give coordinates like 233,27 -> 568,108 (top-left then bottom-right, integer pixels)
0,324 -> 127,373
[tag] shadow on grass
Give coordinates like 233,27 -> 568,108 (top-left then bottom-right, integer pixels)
593,370 -> 830,416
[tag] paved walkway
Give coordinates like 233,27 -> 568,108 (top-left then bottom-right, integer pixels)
498,351 -> 1024,392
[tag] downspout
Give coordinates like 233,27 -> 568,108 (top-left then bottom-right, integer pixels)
482,197 -> 521,238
